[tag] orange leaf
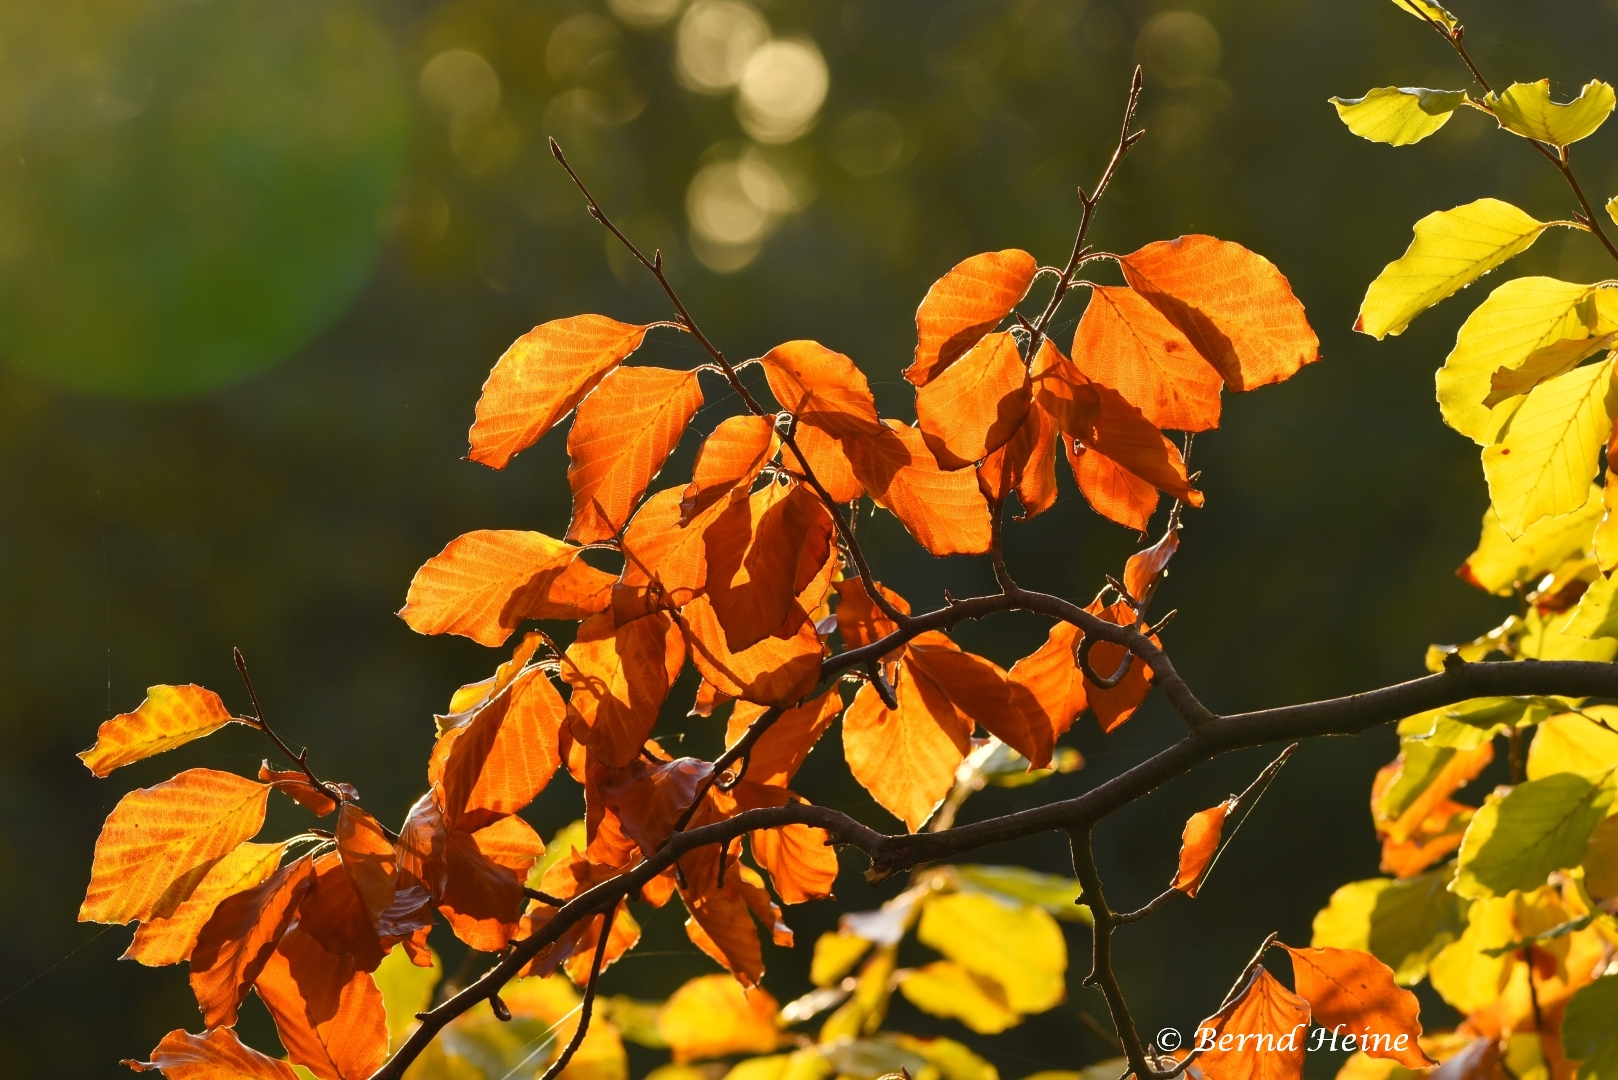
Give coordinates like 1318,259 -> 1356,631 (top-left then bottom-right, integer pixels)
189,854 -> 315,1028
1082,599 -> 1157,732
691,677 -> 732,717
468,315 -> 648,469
257,763 -> 345,817
619,486 -> 688,590
566,365 -> 705,544
298,851 -> 387,971
561,609 -> 685,767
908,249 -> 1038,386
336,804 -> 397,927
726,684 -> 845,786
563,901 -> 643,984
124,841 -> 290,968
79,684 -> 236,777
1007,621 -> 1089,742
254,928 -> 388,1080
1374,742 -> 1495,844
438,826 -> 526,951
684,884 -> 766,986
600,756 -> 715,858
760,340 -> 884,441
394,793 -> 449,899
906,635 -> 1055,767
1067,441 -> 1159,533
1283,945 -> 1436,1069
124,1027 -> 298,1080
1193,967 -> 1310,1080
731,860 -> 793,946
706,481 -> 835,652
1071,285 -> 1223,432
1118,236 -> 1319,392
847,420 -> 993,555
657,974 -> 782,1063
468,813 -> 546,875
978,401 -> 1059,520
399,530 -> 613,647
1123,524 -> 1181,604
80,768 -> 271,925
783,423 -> 863,503
1034,341 -> 1200,505
1379,800 -> 1473,878
915,330 -> 1032,469
750,821 -> 838,904
842,671 -> 970,833
681,592 -> 824,708
682,415 -> 781,525
436,665 -> 565,831
834,578 -> 909,657
1172,801 -> 1229,897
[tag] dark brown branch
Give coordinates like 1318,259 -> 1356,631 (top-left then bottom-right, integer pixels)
233,648 -> 344,805
539,909 -> 614,1080
1069,827 -> 1157,1080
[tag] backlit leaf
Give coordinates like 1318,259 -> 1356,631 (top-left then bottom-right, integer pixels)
1006,622 -> 1088,743
760,340 -> 884,442
681,591 -> 824,708
727,685 -> 845,787
258,763 -> 342,817
1561,975 -> 1618,1080
255,928 -> 388,1080
683,415 -> 781,525
847,421 -> 993,555
1192,968 -> 1310,1080
469,315 -> 648,469
657,975 -> 782,1063
190,855 -> 316,1028
1453,771 -> 1615,898
908,249 -> 1037,386
124,1027 -> 297,1080
438,825 -> 528,951
562,610 -> 685,767
124,840 -> 290,967
400,530 -> 613,647
437,665 -> 565,831
897,960 -> 1021,1034
1067,441 -> 1159,532
1079,599 -> 1159,732
951,865 -> 1090,923
79,685 -> 236,777
1387,0 -> 1456,32
1282,945 -> 1434,1069
915,330 -> 1031,469
1585,814 -> 1618,902
1482,359 -> 1614,537
1525,711 -> 1618,780
374,942 -> 440,1050
1482,331 -> 1615,407
337,804 -> 397,926
81,768 -> 270,925
750,821 -> 839,904
1357,199 -> 1551,340
978,401 -> 1059,520
1069,285 -> 1222,431
842,674 -> 969,833
1311,871 -> 1468,985
1117,235 -> 1319,392
834,579 -> 909,657
1330,87 -> 1468,146
705,481 -> 835,652
567,366 -> 705,544
905,636 -> 1054,767
915,891 -> 1066,1014
1458,483 -> 1601,594
1486,79 -> 1616,146
1172,801 -> 1229,897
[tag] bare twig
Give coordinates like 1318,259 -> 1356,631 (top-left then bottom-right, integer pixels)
233,648 -> 344,805
1069,827 -> 1158,1080
538,910 -> 614,1080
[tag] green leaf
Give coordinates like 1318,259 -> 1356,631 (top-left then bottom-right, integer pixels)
1439,279 -> 1618,446
897,960 -> 1022,1034
951,865 -> 1091,923
1399,697 -> 1571,750
1518,603 -> 1618,662
1526,710 -> 1618,780
1357,199 -> 1552,340
374,943 -> 441,1050
915,892 -> 1066,1014
1562,975 -> 1618,1080
604,996 -> 668,1048
1330,87 -> 1468,146
1378,740 -> 1477,818
1486,80 -> 1616,146
1453,771 -> 1616,899
1459,483 -> 1602,594
1388,0 -> 1457,31
1310,871 -> 1469,985
1483,358 -> 1615,538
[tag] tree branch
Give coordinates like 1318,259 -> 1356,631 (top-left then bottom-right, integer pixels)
1069,827 -> 1157,1080
538,909 -> 614,1080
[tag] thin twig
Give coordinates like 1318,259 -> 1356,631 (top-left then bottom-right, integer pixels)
538,910 -> 614,1080
233,648 -> 344,804
1068,826 -> 1158,1080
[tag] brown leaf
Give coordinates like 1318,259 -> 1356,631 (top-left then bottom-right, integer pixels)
467,813 -> 546,875
760,340 -> 884,441
566,365 -> 705,544
705,481 -> 835,652
726,684 -> 845,787
1118,236 -> 1320,392
394,792 -> 449,899
847,421 -> 993,555
1283,945 -> 1436,1069
189,855 -> 315,1029
908,249 -> 1038,386
1193,967 -> 1310,1080
834,579 -> 910,657
1071,285 -> 1223,432
562,609 -> 685,767
915,330 -> 1032,469
682,415 -> 780,525
399,530 -> 613,647
254,928 -> 388,1080
469,315 -> 648,469
257,763 -> 345,817
438,826 -> 526,951
79,685 -> 236,777
1081,599 -> 1158,732
124,1027 -> 298,1080
684,884 -> 766,987
600,756 -> 715,858
297,851 -> 386,972
1172,801 -> 1229,897
1123,524 -> 1181,604
80,768 -> 271,925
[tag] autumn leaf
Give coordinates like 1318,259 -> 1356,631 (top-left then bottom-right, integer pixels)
682,414 -> 780,525
1486,79 -> 1615,146
834,579 -> 909,657
125,840 -> 290,968
438,826 -> 529,951
469,315 -> 648,469
1117,236 -> 1319,391
907,249 -> 1037,386
1482,358 -> 1615,537
1283,944 -> 1435,1069
684,880 -> 767,986
657,974 -> 782,1063
1081,600 -> 1159,732
726,684 -> 845,787
255,928 -> 389,1080
1193,967 -> 1310,1080
914,330 -> 1032,469
562,609 -> 685,767
337,804 -> 398,927
79,684 -> 237,777
566,365 -> 705,544
704,480 -> 835,652
189,855 -> 316,1028
842,670 -> 970,832
916,891 -> 1067,1013
898,960 -> 1021,1034
760,340 -> 884,441
1067,441 -> 1159,533
599,756 -> 714,857
1330,87 -> 1468,146
1006,622 -> 1089,742
81,768 -> 271,925
1172,801 -> 1230,897
1070,285 -> 1222,431
978,400 -> 1059,520
124,1027 -> 298,1080
905,635 -> 1055,767
846,421 -> 993,555
258,763 -> 345,817
750,820 -> 838,904
399,530 -> 613,646
680,589 -> 825,708
1124,524 -> 1181,604
436,665 -> 565,832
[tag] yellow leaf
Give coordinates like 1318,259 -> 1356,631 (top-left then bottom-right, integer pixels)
1453,772 -> 1615,899
809,929 -> 872,988
1482,359 -> 1615,537
1428,896 -> 1517,1013
1584,813 -> 1618,901
79,684 -> 236,777
375,943 -> 440,1050
915,892 -> 1066,1014
657,975 -> 781,1063
1387,0 -> 1456,32
723,1051 -> 832,1080
1519,603 -> 1618,661
1357,199 -> 1551,340
1330,87 -> 1467,146
123,840 -> 289,966
1564,572 -> 1618,639
1438,279 -> 1618,445
1487,80 -> 1616,146
897,960 -> 1022,1034
1526,710 -> 1618,780
1458,483 -> 1601,595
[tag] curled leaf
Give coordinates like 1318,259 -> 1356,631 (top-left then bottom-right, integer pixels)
79,685 -> 236,777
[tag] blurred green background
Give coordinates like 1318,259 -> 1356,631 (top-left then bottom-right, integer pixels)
6,0 -> 1618,1075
